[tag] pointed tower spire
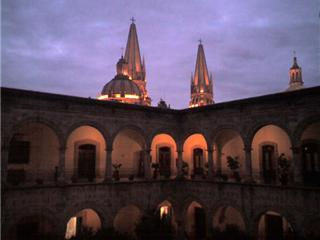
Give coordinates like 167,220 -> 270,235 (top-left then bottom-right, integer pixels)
189,41 -> 214,108
124,18 -> 150,105
287,52 -> 303,91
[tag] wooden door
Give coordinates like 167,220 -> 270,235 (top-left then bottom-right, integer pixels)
265,214 -> 283,240
262,145 -> 275,184
159,147 -> 171,177
193,148 -> 204,175
194,207 -> 206,239
78,144 -> 96,181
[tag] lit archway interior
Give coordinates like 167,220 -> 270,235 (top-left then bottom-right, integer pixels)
157,200 -> 177,231
214,129 -> 245,178
10,215 -> 55,240
183,134 -> 208,176
258,211 -> 294,240
113,205 -> 142,236
113,128 -> 146,178
8,122 -> 59,184
66,126 -> 106,182
300,122 -> 320,186
252,125 -> 292,183
151,134 -> 177,177
65,208 -> 101,239
212,207 -> 245,234
185,201 -> 206,239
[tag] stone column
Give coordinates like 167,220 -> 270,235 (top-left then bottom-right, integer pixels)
104,148 -> 113,182
176,149 -> 183,178
144,149 -> 152,179
207,148 -> 215,179
57,146 -> 66,183
1,144 -> 9,185
216,146 -> 222,175
244,146 -> 253,181
291,146 -> 302,184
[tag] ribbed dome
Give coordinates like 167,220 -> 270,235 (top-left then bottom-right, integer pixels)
101,74 -> 141,97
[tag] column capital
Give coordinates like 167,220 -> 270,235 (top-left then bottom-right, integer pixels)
207,148 -> 214,153
106,148 -> 113,152
144,148 -> 151,154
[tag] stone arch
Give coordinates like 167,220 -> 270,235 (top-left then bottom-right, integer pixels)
150,132 -> 178,177
211,127 -> 246,176
211,205 -> 246,235
65,125 -> 107,182
211,125 -> 246,146
65,121 -> 110,148
182,129 -> 211,149
293,115 -> 320,146
111,124 -> 147,148
183,198 -> 208,239
113,204 -> 143,237
182,132 -> 209,176
64,207 -> 103,239
111,125 -> 147,178
7,207 -> 59,240
149,128 -> 179,150
6,116 -> 64,148
253,208 -> 297,240
249,123 -> 293,183
246,121 -> 293,148
6,118 -> 61,184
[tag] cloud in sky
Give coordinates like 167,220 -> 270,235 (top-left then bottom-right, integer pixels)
2,0 -> 320,108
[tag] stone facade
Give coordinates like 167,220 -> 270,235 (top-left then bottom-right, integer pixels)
2,86 -> 320,239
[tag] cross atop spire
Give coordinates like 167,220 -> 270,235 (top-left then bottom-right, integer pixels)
198,39 -> 202,45
130,17 -> 135,23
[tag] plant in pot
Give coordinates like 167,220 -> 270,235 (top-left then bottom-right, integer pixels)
128,174 -> 135,181
227,156 -> 241,182
278,153 -> 290,186
152,163 -> 160,180
112,164 -> 122,181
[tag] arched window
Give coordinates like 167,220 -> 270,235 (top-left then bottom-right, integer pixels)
78,144 -> 96,181
193,148 -> 204,175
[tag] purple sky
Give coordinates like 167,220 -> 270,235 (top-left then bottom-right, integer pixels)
2,1 -> 320,109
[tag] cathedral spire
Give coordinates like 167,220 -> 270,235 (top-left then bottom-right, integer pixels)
287,53 -> 303,91
189,41 -> 214,108
124,18 -> 144,81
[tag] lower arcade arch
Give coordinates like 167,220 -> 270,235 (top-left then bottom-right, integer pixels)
184,201 -> 207,239
9,215 -> 56,240
212,206 -> 246,235
257,211 -> 294,240
156,200 -> 178,232
113,205 -> 142,237
65,208 -> 102,239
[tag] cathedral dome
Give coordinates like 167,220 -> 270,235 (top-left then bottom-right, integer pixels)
100,74 -> 141,101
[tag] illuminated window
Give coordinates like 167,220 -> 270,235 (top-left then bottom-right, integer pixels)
160,206 -> 169,219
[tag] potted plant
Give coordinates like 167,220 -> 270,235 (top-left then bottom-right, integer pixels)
227,156 -> 241,182
152,163 -> 160,179
112,164 -> 122,181
278,153 -> 290,186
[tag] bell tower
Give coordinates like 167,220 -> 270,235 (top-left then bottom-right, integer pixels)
189,41 -> 214,108
287,53 -> 303,91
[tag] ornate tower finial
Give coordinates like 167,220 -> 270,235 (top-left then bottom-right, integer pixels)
130,17 -> 135,23
189,42 -> 214,108
287,53 -> 303,91
198,39 -> 202,45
